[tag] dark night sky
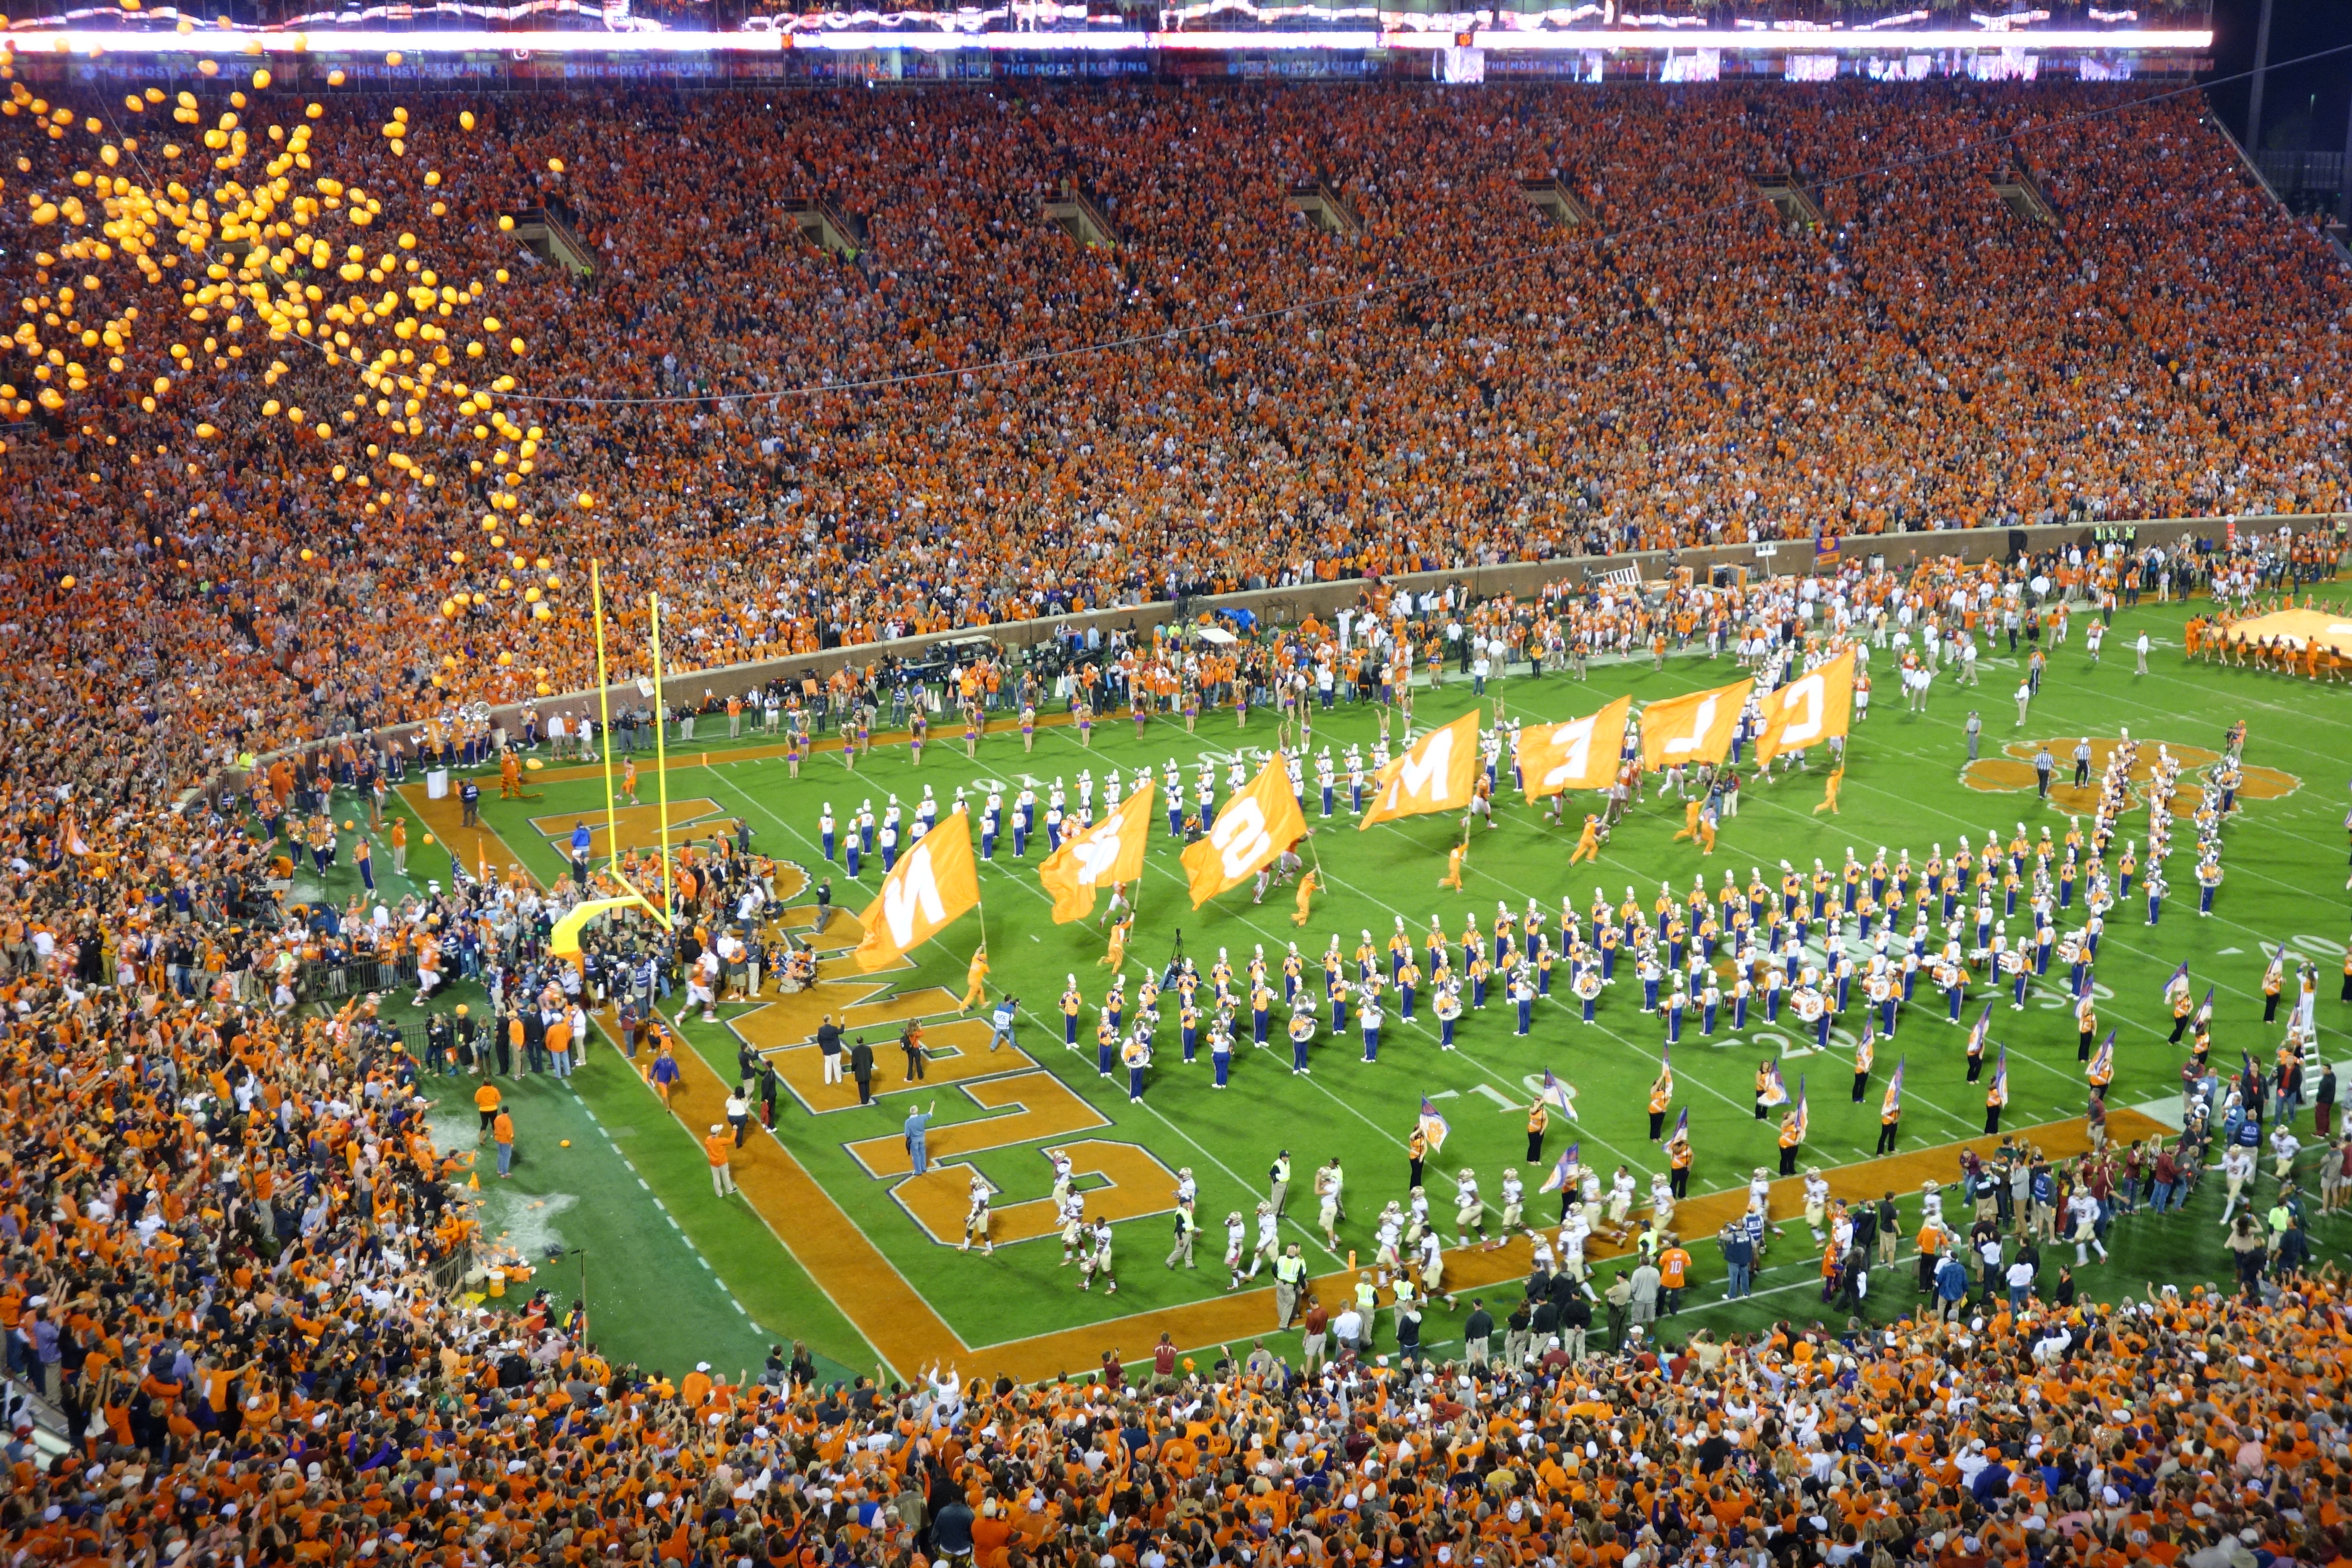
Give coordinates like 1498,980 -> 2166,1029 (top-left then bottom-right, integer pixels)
2203,0 -> 2352,154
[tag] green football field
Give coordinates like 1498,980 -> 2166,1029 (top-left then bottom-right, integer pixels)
350,597 -> 2352,1381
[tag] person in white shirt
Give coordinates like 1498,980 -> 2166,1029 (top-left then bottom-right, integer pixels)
1453,1168 -> 1485,1248
1954,1441 -> 1992,1489
1417,1228 -> 1449,1306
1374,1204 -> 1405,1281
2005,1255 -> 2037,1310
1750,1167 -> 1780,1236
2068,1189 -> 2107,1265
686,946 -> 721,1023
1079,1219 -> 1116,1295
1556,1214 -> 1597,1298
2219,1142 -> 2257,1224
2269,1123 -> 2302,1185
1315,1163 -> 1342,1250
2030,1323 -> 2075,1366
1605,1165 -> 1638,1238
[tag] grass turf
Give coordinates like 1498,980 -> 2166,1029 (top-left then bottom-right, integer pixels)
327,598 -> 2352,1379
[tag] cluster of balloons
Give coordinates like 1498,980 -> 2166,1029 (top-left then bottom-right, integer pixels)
5,53 -> 596,702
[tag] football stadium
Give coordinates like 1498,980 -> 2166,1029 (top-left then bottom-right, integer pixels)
4,1 -> 2352,1561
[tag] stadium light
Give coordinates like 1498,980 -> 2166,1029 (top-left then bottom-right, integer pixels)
0,23 -> 2213,54
1383,27 -> 2212,50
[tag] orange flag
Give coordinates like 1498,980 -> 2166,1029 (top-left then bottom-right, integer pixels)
854,813 -> 980,971
1638,677 -> 1754,772
1753,649 -> 1856,765
1038,782 -> 1155,925
1517,695 -> 1631,802
1360,711 -> 1481,830
1182,754 -> 1307,908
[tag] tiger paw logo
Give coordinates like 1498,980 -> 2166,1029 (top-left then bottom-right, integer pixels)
1964,738 -> 2300,815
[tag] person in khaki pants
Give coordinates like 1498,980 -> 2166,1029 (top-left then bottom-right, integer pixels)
1164,1200 -> 1197,1271
705,1124 -> 738,1197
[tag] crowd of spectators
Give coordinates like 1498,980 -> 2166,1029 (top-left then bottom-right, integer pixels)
8,988 -> 2352,1568
2,80 -> 2349,796
0,539 -> 2342,1568
6,732 -> 2352,1568
1,75 -> 2351,1565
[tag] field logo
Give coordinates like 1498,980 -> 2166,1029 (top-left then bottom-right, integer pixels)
1963,738 -> 2299,812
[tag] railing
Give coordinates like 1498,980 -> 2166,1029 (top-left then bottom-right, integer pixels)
2209,120 -> 2348,259
2252,150 -> 2347,211
3,1376 -> 74,1469
202,510 -> 2342,802
505,203 -> 594,270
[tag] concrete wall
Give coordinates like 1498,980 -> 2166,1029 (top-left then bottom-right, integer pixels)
495,513 -> 2294,734
230,511 -> 2326,787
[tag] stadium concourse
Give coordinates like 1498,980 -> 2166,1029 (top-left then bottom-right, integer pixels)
2,68 -> 2352,1568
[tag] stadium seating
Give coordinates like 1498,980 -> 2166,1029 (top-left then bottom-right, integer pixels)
0,76 -> 2346,1559
1,83 -> 2346,780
